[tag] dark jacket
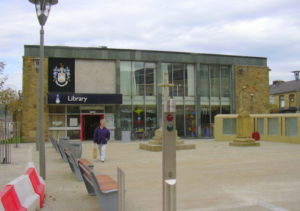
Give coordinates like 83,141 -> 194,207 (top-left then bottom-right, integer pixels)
93,127 -> 110,144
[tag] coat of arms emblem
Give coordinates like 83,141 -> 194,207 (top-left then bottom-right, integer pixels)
53,63 -> 71,87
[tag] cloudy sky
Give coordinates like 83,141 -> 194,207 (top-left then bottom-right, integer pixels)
0,0 -> 299,90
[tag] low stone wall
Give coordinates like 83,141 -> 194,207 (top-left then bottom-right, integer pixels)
215,113 -> 300,144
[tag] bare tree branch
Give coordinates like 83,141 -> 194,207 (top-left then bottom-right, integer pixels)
0,62 -> 7,90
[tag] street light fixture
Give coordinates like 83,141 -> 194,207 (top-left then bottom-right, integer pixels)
28,0 -> 58,180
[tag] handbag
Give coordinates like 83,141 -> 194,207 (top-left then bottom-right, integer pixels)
93,144 -> 97,159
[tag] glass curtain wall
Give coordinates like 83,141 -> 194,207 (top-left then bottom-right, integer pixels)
120,61 -> 157,140
120,61 -> 133,134
199,64 -> 232,137
163,63 -> 195,137
120,61 -> 232,139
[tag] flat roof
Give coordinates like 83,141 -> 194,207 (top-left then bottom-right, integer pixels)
24,45 -> 267,66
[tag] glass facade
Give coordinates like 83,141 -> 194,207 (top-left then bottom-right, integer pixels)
119,61 -> 233,139
120,61 -> 157,139
199,64 -> 232,137
48,105 -> 115,140
48,61 -> 233,140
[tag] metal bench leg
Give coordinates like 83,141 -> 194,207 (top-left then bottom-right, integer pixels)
74,166 -> 83,181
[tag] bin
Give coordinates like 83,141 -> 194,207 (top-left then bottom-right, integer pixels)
59,137 -> 70,162
68,141 -> 82,159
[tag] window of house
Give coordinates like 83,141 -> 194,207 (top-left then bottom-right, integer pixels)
279,95 -> 285,108
269,96 -> 275,104
289,94 -> 295,103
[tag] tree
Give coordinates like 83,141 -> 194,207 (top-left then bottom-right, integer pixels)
7,91 -> 22,122
0,88 -> 18,105
0,62 -> 21,139
0,62 -> 7,90
0,62 -> 20,115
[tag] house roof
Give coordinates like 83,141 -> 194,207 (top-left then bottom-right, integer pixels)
270,80 -> 300,95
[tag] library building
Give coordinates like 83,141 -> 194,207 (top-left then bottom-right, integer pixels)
22,46 -> 270,142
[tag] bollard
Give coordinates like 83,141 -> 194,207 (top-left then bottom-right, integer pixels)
117,168 -> 125,211
164,179 -> 176,211
162,99 -> 177,211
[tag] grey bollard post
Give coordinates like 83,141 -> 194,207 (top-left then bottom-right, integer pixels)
162,99 -> 176,211
164,179 -> 176,211
117,168 -> 125,211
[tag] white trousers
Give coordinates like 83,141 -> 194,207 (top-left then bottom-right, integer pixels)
97,144 -> 107,161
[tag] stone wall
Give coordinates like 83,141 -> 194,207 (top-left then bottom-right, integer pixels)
235,65 -> 269,114
22,57 -> 49,142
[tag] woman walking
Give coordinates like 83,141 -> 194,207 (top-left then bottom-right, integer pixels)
93,119 -> 110,162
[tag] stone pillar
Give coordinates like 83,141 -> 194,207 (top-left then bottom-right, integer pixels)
230,86 -> 259,147
22,57 -> 49,142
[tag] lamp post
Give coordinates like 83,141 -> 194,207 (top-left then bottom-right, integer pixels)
28,0 -> 58,179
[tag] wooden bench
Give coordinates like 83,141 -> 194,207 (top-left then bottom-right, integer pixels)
64,148 -> 94,181
78,159 -> 119,211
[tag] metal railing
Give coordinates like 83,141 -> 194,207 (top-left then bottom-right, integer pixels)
0,122 -> 21,164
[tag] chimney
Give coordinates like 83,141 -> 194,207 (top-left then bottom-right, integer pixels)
292,71 -> 300,81
272,80 -> 284,86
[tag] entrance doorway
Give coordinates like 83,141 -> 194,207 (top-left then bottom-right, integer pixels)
80,114 -> 104,140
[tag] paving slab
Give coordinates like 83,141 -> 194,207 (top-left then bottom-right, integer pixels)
1,140 -> 300,211
0,143 -> 36,187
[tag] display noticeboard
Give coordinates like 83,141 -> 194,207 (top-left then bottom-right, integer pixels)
69,118 -> 78,127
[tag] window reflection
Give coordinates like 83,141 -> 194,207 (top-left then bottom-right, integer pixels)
221,66 -> 230,97
210,65 -> 220,98
176,106 -> 184,136
133,62 -> 144,96
200,64 -> 209,97
120,61 -> 132,96
165,63 -> 195,97
145,106 -> 157,138
119,61 -> 233,139
145,63 -> 155,96
185,106 -> 196,137
120,106 -> 132,131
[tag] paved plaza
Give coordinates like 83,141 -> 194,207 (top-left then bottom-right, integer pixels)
1,140 -> 300,211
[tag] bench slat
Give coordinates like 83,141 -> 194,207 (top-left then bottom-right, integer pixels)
96,175 -> 118,193
78,158 -> 93,167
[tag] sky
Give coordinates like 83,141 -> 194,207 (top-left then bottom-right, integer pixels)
0,0 -> 300,91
